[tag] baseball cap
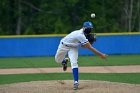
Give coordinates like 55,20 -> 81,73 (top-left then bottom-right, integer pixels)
83,21 -> 93,28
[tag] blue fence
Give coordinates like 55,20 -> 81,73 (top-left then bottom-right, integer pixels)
0,34 -> 140,57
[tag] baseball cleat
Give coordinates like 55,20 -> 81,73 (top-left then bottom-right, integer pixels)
73,83 -> 79,90
62,58 -> 69,71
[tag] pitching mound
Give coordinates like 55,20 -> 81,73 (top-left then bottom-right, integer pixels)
0,80 -> 140,93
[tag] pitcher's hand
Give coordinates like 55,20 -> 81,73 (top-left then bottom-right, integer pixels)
100,54 -> 108,60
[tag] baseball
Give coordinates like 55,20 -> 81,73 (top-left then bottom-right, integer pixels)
91,13 -> 95,18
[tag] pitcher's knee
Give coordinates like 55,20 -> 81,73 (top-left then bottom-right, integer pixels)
55,56 -> 62,63
71,62 -> 78,69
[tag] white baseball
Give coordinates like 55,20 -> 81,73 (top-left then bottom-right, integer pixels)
91,13 -> 95,18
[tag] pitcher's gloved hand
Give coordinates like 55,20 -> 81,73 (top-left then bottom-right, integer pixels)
85,34 -> 96,44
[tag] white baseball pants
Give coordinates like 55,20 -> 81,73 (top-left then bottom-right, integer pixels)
55,42 -> 78,69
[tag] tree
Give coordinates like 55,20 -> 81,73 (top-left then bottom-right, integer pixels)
16,0 -> 22,35
0,0 -> 140,35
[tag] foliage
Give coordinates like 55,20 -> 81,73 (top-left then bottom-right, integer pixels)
0,0 -> 140,35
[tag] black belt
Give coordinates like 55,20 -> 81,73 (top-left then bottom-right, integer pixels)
61,42 -> 69,47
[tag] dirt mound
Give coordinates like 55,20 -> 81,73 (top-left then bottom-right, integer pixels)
0,80 -> 140,93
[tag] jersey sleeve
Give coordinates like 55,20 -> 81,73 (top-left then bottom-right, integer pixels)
77,34 -> 89,45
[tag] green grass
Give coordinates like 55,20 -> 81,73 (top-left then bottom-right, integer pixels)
0,55 -> 139,85
0,55 -> 140,68
0,57 -> 59,68
79,55 -> 140,66
0,73 -> 140,85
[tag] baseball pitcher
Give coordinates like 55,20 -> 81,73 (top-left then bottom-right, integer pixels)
55,21 -> 107,90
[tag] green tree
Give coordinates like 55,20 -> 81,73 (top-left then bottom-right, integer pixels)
0,0 -> 140,35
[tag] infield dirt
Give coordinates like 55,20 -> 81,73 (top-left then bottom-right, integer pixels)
0,80 -> 140,93
0,65 -> 140,74
0,66 -> 140,93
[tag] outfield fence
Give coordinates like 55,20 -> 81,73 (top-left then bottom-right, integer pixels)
0,32 -> 140,57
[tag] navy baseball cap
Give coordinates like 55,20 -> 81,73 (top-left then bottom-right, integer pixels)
83,21 -> 93,28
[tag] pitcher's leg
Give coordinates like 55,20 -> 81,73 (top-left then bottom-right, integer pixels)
55,48 -> 67,63
68,48 -> 79,89
55,43 -> 69,63
55,44 -> 70,71
68,48 -> 78,69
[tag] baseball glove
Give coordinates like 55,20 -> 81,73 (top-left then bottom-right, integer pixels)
85,34 -> 96,44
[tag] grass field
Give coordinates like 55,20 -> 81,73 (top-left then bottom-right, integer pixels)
0,55 -> 140,68
0,54 -> 140,85
0,73 -> 140,85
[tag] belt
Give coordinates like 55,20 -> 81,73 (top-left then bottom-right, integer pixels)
61,42 -> 70,47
